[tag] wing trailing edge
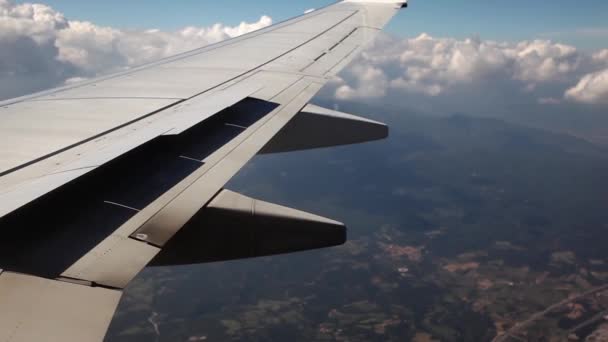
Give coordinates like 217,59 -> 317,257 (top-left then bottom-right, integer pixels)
0,0 -> 406,339
0,271 -> 121,342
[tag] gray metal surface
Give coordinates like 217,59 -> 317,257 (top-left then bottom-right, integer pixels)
0,1 -> 402,218
131,80 -> 323,246
208,189 -> 343,226
150,189 -> 346,266
262,103 -> 388,153
0,98 -> 177,175
61,78 -> 324,288
0,1 -> 406,340
0,272 -> 121,342
61,234 -> 160,289
38,67 -> 245,100
0,79 -> 259,218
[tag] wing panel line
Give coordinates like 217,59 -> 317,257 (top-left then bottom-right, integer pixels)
0,101 -> 182,179
60,78 -> 324,288
0,3 -> 344,107
0,10 -> 358,181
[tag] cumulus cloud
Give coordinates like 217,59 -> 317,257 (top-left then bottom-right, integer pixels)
592,49 -> 608,64
0,0 -> 272,100
2,0 -> 607,109
330,33 -> 608,106
335,64 -> 389,99
565,69 -> 608,105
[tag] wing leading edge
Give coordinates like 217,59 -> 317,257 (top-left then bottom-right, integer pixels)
0,1 -> 406,340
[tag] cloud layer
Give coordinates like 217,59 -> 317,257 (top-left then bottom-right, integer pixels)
1,0 -> 607,108
0,0 -> 272,99
565,69 -> 608,104
331,33 -> 608,106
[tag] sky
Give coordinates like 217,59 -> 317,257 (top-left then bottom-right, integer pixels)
2,0 -> 608,141
16,0 -> 608,49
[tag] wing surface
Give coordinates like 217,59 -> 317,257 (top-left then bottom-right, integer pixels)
0,1 -> 406,340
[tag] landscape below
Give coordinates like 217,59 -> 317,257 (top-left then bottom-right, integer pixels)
106,100 -> 608,342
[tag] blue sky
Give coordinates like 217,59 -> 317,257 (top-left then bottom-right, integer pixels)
18,0 -> 608,49
2,0 -> 608,139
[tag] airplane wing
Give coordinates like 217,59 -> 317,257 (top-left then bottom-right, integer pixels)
0,1 -> 407,340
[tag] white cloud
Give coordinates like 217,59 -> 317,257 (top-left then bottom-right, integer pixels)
565,68 -> 608,105
330,33 -> 608,106
511,40 -> 580,83
0,1 -> 68,42
0,0 -> 272,100
335,64 -> 389,100
2,0 -> 607,108
593,49 -> 608,64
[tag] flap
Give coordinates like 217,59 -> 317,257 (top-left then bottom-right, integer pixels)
0,272 -> 121,342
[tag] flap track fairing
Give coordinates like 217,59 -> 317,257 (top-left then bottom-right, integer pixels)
261,104 -> 388,154
151,189 -> 346,266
